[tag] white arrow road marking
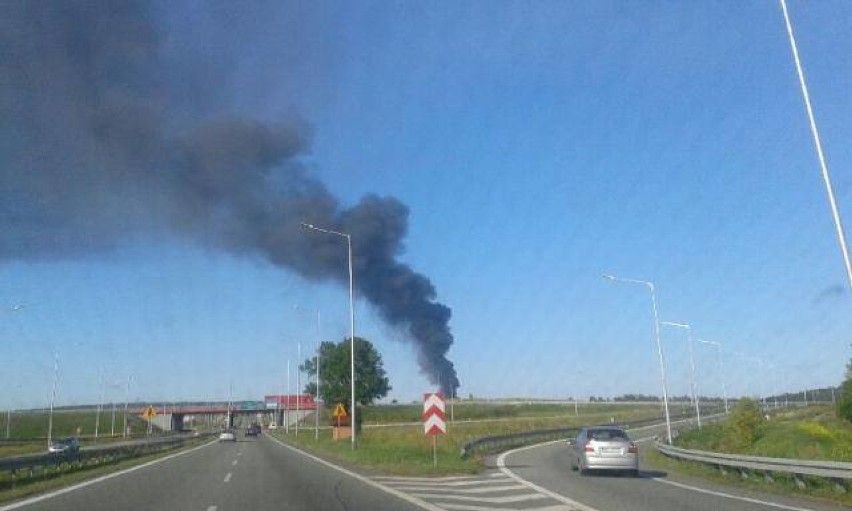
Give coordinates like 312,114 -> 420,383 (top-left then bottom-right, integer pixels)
436,503 -> 574,511
388,478 -> 518,488
374,473 -> 505,483
392,483 -> 527,494
414,493 -> 548,504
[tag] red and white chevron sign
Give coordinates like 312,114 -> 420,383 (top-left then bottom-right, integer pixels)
423,392 -> 446,435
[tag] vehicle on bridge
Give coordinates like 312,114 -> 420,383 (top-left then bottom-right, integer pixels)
568,426 -> 639,477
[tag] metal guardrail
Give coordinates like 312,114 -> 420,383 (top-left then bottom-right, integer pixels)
655,442 -> 852,484
0,432 -> 215,484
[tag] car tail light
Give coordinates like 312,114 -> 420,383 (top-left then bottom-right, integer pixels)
584,442 -> 595,453
628,442 -> 638,454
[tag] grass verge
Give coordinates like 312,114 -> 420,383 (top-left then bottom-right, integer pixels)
272,404 -> 665,476
643,446 -> 852,507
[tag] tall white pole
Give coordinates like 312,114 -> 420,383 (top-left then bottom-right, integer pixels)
296,342 -> 301,436
649,289 -> 673,444
662,322 -> 701,429
300,223 -> 357,449
604,275 -> 672,443
286,360 -> 290,434
111,400 -> 116,436
779,0 -> 852,289
347,234 -> 356,449
316,310 -> 321,441
5,409 -> 10,439
94,368 -> 104,440
47,350 -> 60,449
123,375 -> 131,438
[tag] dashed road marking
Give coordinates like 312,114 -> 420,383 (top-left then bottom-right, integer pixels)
205,507 -> 218,511
232,459 -> 238,466
223,472 -> 232,483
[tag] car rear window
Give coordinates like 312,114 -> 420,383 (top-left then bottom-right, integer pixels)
588,429 -> 629,441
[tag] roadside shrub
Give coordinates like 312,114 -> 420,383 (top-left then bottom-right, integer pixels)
837,355 -> 852,422
721,399 -> 764,452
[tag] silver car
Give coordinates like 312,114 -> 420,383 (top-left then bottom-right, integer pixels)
568,426 -> 639,476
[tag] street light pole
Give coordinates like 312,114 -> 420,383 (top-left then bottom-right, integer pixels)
295,305 -> 322,441
94,367 -> 104,440
47,350 -> 60,449
603,274 -> 672,443
661,321 -> 701,429
296,342 -> 301,436
123,375 -> 131,439
697,340 -> 728,414
301,223 -> 357,449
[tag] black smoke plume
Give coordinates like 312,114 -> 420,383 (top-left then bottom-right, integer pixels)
0,1 -> 459,394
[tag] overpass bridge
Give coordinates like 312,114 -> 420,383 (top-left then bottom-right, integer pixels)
131,395 -> 316,431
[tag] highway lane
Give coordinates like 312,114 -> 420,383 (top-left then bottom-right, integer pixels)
497,440 -> 846,511
4,434 -> 428,511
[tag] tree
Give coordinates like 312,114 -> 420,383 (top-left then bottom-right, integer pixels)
301,337 -> 391,411
837,349 -> 852,422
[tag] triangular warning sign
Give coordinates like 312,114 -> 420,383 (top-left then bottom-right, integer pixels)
332,403 -> 348,419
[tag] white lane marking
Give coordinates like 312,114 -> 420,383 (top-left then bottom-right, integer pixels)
500,436 -> 821,511
374,473 -> 505,482
413,492 -> 548,503
385,478 -> 516,488
497,441 -> 600,511
436,503 -> 572,511
223,472 -> 232,483
232,459 -> 238,466
0,440 -> 218,511
206,507 -> 218,511
237,451 -> 243,456
266,434 -> 443,511
390,484 -> 527,494
652,478 -> 818,511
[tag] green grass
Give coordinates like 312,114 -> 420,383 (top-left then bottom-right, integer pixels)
0,411 -> 162,458
273,402 -> 666,476
641,405 -> 852,507
674,405 -> 852,461
644,445 -> 852,507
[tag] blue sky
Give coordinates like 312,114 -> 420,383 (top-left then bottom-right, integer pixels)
2,1 -> 851,409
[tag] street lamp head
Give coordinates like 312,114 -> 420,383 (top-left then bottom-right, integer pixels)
601,274 -> 616,281
661,321 -> 690,329
300,222 -> 315,229
10,304 -> 25,311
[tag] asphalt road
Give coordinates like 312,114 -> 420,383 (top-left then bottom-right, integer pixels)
3,433 -> 426,511
496,432 -> 846,511
3,425 -> 847,511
